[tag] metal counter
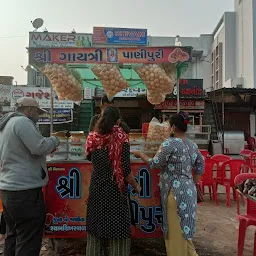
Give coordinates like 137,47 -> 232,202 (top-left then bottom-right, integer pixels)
47,159 -> 145,164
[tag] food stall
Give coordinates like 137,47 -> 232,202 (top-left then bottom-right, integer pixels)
29,46 -> 192,239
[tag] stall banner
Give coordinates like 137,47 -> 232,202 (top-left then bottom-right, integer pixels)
44,162 -> 162,238
115,87 -> 147,97
29,46 -> 192,65
38,109 -> 73,124
0,85 -> 11,109
93,27 -> 147,45
95,86 -> 146,98
154,99 -> 205,110
10,87 -> 74,109
29,32 -> 92,48
168,79 -> 204,99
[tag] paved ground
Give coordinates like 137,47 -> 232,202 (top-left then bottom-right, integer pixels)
0,191 -> 253,255
38,193 -> 255,256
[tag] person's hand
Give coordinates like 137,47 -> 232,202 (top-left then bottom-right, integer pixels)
131,150 -> 142,158
135,184 -> 142,194
53,136 -> 60,147
51,137 -> 60,154
50,148 -> 57,154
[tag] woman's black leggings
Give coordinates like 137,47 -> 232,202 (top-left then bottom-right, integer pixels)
0,214 -> 6,235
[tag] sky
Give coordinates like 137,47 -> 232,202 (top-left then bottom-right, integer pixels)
0,0 -> 234,84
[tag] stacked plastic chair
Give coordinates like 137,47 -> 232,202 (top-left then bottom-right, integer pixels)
235,173 -> 256,256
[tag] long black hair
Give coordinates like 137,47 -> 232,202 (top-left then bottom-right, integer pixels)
169,111 -> 189,132
101,95 -> 115,105
94,106 -> 120,134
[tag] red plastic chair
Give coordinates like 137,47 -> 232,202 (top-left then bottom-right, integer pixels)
142,123 -> 149,139
235,173 -> 256,256
250,153 -> 256,173
240,150 -> 254,166
247,137 -> 256,151
219,160 -> 246,207
199,159 -> 218,205
244,164 -> 253,174
211,154 -> 232,183
240,149 -> 254,155
199,149 -> 211,159
224,147 -> 230,155
0,199 -> 3,213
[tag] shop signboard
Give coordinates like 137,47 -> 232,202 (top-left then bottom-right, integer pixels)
93,27 -> 147,45
44,162 -> 162,238
29,46 -> 192,65
38,109 -> 73,124
95,86 -> 146,98
29,32 -> 92,48
10,87 -> 74,109
0,85 -> 11,110
154,99 -> 205,110
168,79 -> 204,99
35,71 -> 46,86
95,87 -> 105,98
84,87 -> 95,100
116,87 -> 146,97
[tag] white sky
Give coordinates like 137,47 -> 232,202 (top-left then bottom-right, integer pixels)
0,0 -> 234,84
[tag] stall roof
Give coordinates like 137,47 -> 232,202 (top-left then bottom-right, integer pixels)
206,87 -> 256,105
211,87 -> 256,95
68,64 -> 146,89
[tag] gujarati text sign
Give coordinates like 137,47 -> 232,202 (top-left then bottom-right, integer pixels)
93,27 -> 147,45
38,109 -> 73,124
169,79 -> 204,99
29,47 -> 192,65
10,87 -> 74,109
155,100 -> 205,110
44,162 -> 162,238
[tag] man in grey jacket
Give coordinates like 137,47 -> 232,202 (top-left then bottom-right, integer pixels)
0,105 -> 3,117
0,97 -> 59,256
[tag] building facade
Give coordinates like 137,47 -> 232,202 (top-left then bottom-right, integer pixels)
211,0 -> 256,140
212,0 -> 256,89
0,76 -> 14,85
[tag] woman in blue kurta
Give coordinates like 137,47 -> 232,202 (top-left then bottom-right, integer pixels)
132,112 -> 205,256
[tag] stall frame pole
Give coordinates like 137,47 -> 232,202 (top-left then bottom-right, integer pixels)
50,85 -> 54,134
222,89 -> 225,154
176,70 -> 180,113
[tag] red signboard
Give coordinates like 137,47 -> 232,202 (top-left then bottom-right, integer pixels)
29,47 -> 192,65
44,162 -> 162,238
154,100 -> 205,110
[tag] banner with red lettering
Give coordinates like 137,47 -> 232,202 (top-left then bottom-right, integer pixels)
168,79 -> 204,99
155,99 -> 205,111
29,47 -> 192,65
10,86 -> 73,109
44,162 -> 163,238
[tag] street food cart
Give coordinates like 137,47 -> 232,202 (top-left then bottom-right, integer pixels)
29,45 -> 192,239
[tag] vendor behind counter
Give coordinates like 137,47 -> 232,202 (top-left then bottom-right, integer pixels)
89,95 -> 130,134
